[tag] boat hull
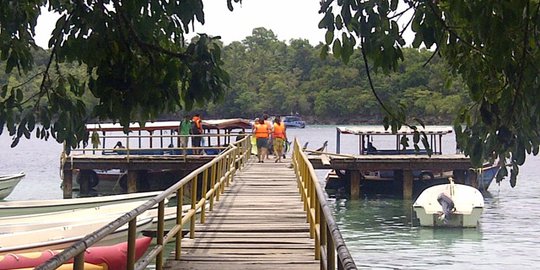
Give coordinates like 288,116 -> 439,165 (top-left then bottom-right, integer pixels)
413,183 -> 484,228
0,191 -> 162,217
0,215 -> 153,254
0,172 -> 25,200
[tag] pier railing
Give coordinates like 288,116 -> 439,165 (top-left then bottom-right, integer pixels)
292,139 -> 357,270
70,132 -> 246,156
36,135 -> 251,270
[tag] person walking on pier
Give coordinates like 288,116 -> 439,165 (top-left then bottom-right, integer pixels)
191,114 -> 203,154
272,116 -> 287,163
253,118 -> 270,163
178,115 -> 191,155
262,114 -> 273,159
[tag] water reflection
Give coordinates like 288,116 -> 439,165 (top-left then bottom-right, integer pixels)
331,196 -> 486,269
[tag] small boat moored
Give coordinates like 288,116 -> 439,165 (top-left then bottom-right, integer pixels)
413,178 -> 484,228
0,172 -> 25,200
0,212 -> 153,254
0,191 -> 163,217
282,115 -> 306,128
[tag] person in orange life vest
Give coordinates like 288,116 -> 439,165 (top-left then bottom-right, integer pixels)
272,116 -> 287,163
191,114 -> 203,154
262,114 -> 273,159
253,118 -> 270,163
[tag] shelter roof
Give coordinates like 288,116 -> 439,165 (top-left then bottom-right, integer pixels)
86,119 -> 252,132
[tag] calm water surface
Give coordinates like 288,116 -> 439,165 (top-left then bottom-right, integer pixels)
2,126 -> 540,268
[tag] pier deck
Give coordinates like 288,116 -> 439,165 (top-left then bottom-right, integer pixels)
164,160 -> 319,270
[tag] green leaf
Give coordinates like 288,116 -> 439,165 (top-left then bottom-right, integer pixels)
413,131 -> 420,144
1,85 -> 7,98
325,30 -> 334,45
10,137 -> 20,148
390,0 -> 398,10
335,15 -> 343,30
332,39 -> 342,59
16,89 -> 23,102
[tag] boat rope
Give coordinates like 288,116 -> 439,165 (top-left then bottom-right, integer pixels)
7,253 -> 20,261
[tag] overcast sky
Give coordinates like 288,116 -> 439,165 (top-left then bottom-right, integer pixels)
34,0 -> 327,49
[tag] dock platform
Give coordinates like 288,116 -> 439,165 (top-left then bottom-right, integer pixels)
164,161 -> 319,270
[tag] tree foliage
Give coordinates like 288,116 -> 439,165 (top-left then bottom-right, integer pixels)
0,0 -> 240,151
319,0 -> 540,186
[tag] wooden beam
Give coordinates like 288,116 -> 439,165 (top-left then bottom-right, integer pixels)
319,154 -> 331,166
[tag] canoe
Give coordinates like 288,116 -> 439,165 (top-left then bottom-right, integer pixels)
0,213 -> 153,254
0,237 -> 151,270
0,201 -> 147,233
0,191 -> 162,217
413,180 -> 484,228
0,172 -> 25,200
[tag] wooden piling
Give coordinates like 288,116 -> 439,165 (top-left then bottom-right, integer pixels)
403,170 -> 413,200
350,170 -> 361,199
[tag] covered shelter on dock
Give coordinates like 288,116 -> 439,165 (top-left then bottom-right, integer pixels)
335,125 -> 453,155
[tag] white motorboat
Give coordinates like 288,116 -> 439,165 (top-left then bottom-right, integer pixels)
0,191 -> 163,217
413,179 -> 484,228
0,201 -> 146,233
0,172 -> 25,200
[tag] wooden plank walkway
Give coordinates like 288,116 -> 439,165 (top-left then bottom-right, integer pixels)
164,159 -> 319,270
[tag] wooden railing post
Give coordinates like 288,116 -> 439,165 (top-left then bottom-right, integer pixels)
175,187 -> 183,260
292,139 -> 357,270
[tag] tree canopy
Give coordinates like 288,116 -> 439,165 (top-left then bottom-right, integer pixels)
319,0 -> 540,186
0,0 -> 240,150
1,0 -> 538,186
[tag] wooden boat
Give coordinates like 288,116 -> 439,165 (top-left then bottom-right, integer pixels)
0,213 -> 153,254
0,172 -> 25,200
413,179 -> 484,227
0,201 -> 146,233
477,164 -> 500,190
0,237 -> 151,269
0,191 -> 162,217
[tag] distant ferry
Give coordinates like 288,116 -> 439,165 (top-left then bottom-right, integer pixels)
283,115 -> 306,128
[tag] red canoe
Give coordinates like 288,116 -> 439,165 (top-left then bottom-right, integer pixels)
0,236 -> 152,270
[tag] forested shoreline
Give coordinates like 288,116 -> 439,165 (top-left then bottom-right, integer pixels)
1,27 -> 468,126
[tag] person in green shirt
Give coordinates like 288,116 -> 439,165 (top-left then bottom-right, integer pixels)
178,115 -> 191,155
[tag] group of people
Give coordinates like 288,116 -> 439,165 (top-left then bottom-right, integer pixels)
178,113 -> 203,155
252,114 -> 287,163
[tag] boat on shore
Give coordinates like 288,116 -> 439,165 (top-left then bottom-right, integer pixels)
0,172 -> 25,200
413,179 -> 484,227
0,191 -> 162,217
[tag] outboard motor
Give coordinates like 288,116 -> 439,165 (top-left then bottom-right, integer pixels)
437,193 -> 455,223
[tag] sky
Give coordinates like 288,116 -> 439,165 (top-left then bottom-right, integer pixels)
34,0 -> 328,49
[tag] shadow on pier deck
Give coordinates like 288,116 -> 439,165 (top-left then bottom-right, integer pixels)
164,161 -> 319,270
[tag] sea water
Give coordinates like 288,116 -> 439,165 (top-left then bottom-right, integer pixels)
2,126 -> 540,269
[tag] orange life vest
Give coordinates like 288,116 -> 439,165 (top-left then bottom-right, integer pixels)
273,122 -> 286,139
192,116 -> 202,132
254,123 -> 269,138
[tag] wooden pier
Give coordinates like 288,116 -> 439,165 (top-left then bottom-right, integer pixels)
61,154 -> 214,198
308,153 -> 477,199
163,161 -> 319,270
